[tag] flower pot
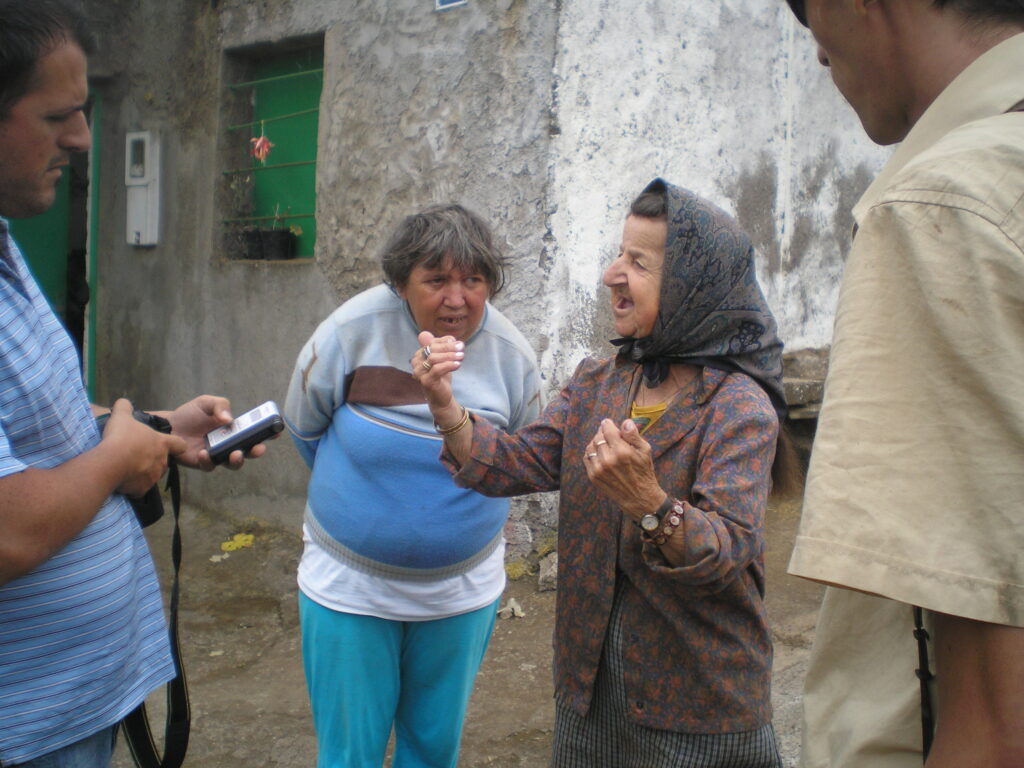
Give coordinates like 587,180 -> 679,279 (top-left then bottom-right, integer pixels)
241,228 -> 264,260
260,229 -> 296,260
240,228 -> 296,260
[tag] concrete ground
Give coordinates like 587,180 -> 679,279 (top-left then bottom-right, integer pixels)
117,497 -> 822,767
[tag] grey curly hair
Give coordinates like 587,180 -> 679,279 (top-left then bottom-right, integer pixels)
380,204 -> 506,297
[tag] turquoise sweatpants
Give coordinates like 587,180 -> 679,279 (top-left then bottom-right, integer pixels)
298,591 -> 499,768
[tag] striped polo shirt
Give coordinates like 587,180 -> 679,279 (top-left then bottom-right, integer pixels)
0,221 -> 174,765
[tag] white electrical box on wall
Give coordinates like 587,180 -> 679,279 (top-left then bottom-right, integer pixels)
125,131 -> 160,246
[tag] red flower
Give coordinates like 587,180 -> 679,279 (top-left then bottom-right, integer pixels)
250,135 -> 274,163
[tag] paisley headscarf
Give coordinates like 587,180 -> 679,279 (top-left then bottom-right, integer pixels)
613,178 -> 787,417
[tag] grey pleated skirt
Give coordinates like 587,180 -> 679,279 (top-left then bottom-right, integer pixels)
551,580 -> 783,768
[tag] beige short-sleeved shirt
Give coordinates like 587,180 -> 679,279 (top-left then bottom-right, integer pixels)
790,33 -> 1024,768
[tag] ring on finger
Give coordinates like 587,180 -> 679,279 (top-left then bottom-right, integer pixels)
422,344 -> 432,358
422,360 -> 433,372
586,452 -> 598,459
595,440 -> 608,446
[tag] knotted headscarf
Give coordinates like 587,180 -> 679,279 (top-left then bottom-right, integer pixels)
613,178 -> 787,417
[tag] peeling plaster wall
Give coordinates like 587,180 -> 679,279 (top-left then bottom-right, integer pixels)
84,0 -> 889,541
545,0 -> 889,385
310,1 -> 557,352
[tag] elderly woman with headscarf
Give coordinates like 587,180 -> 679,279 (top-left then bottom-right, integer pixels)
284,204 -> 542,768
412,179 -> 800,768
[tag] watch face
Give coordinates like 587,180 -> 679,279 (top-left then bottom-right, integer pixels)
640,514 -> 660,532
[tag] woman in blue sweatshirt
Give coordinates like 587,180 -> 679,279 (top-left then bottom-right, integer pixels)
284,204 -> 542,768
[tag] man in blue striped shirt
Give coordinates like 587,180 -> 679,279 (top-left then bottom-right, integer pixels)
0,2 -> 266,765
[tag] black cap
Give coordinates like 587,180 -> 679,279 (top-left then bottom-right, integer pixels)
785,0 -> 808,26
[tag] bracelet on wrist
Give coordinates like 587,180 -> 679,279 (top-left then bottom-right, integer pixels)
434,406 -> 470,436
641,498 -> 685,546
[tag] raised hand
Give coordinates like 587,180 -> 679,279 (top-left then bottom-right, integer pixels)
411,331 -> 465,420
582,418 -> 667,521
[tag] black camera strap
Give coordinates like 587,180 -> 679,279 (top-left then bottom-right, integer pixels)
122,456 -> 191,768
912,605 -> 935,761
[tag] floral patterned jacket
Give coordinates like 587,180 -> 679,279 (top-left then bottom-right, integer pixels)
446,356 -> 778,733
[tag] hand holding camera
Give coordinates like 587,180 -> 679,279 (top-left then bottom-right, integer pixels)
101,398 -> 186,498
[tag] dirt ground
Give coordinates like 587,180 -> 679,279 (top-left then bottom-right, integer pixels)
116,497 -> 822,768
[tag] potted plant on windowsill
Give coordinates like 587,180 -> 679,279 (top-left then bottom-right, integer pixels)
258,205 -> 297,260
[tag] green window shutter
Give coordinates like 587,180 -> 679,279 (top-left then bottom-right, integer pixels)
227,47 -> 322,258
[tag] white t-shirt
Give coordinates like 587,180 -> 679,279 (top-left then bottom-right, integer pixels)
298,524 -> 507,620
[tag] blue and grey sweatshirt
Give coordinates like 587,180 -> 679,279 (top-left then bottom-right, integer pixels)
284,284 -> 542,579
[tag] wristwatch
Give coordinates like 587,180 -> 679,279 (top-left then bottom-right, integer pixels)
637,496 -> 673,536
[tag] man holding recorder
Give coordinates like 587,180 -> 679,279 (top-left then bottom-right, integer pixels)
0,1 -> 266,765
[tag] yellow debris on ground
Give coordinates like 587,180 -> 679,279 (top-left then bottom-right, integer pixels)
220,533 -> 255,552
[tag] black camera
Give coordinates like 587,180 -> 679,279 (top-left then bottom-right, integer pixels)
95,407 -> 172,528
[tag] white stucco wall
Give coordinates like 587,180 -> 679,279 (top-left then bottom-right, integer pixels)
544,1 -> 890,384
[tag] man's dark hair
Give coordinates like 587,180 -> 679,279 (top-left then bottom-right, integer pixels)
932,0 -> 1024,23
0,0 -> 93,118
783,0 -> 808,26
784,0 -> 1024,28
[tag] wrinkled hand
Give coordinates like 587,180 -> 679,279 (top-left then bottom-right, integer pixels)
162,395 -> 269,470
583,418 -> 667,521
411,331 -> 466,425
103,398 -> 187,497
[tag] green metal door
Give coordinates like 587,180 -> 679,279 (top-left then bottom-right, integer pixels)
8,171 -> 71,319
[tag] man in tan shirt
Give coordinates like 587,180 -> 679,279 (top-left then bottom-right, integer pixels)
782,1 -> 1024,766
